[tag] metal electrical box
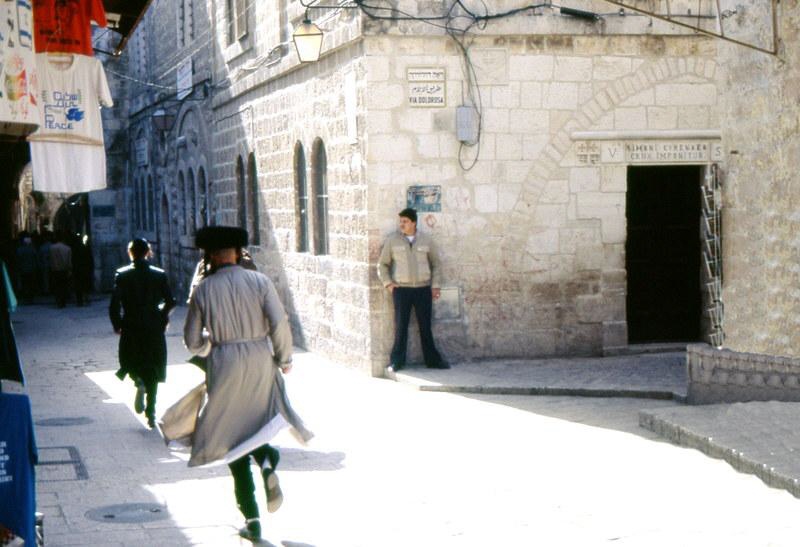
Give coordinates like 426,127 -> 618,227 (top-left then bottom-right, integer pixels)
456,105 -> 478,144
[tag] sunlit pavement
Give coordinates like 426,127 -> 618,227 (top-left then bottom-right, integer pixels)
9,298 -> 800,546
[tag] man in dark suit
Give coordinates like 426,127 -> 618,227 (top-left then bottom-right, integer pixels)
109,238 -> 176,428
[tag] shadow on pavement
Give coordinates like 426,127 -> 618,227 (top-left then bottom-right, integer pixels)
461,392 -> 679,440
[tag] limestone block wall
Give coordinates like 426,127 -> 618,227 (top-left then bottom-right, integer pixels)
717,1 -> 800,357
213,44 -> 371,370
93,30 -> 130,291
366,33 -> 722,371
687,344 -> 800,404
99,0 -> 217,297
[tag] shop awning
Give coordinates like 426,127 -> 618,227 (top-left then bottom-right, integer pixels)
104,0 -> 155,54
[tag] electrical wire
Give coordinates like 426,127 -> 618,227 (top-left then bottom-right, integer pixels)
106,0 -> 603,170
355,0 -> 552,170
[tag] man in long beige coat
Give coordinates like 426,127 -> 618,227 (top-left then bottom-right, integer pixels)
184,226 -> 312,542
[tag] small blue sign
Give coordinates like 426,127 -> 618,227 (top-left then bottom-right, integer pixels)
406,185 -> 441,213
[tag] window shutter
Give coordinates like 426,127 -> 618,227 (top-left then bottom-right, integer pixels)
235,0 -> 247,40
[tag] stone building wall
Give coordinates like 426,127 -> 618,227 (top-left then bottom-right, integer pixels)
108,1 -> 773,376
213,49 -> 371,369
366,32 -> 722,372
91,29 -> 131,290
210,2 -> 370,368
105,0 -> 216,298
718,1 -> 800,357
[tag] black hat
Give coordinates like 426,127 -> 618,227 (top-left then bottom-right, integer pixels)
194,226 -> 248,251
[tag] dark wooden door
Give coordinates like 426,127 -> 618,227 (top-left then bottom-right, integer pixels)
626,165 -> 702,343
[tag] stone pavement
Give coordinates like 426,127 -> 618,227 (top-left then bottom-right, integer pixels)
396,353 -> 800,502
7,298 -> 800,546
392,352 -> 687,400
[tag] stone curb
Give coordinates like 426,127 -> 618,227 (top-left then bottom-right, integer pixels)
394,373 -> 686,401
638,410 -> 800,499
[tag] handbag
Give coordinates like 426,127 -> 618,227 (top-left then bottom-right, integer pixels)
157,382 -> 206,445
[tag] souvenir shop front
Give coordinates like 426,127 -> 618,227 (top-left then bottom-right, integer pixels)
0,1 -> 151,544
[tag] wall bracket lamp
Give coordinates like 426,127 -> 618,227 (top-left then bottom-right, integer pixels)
151,108 -> 176,134
292,16 -> 324,63
292,1 -> 361,63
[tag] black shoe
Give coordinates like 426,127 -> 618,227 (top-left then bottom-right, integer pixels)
146,415 -> 156,429
238,518 -> 261,541
427,362 -> 450,369
134,384 -> 145,414
387,363 -> 404,373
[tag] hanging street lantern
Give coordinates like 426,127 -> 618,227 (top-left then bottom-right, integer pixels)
292,18 -> 324,63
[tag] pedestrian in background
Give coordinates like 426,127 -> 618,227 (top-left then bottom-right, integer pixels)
49,232 -> 72,308
71,235 -> 94,306
378,207 -> 449,374
183,226 -> 312,542
109,238 -> 176,428
36,230 -> 51,295
14,233 -> 37,305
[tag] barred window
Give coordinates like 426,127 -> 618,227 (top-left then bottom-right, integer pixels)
178,171 -> 187,235
187,168 -> 197,235
311,138 -> 328,256
294,142 -> 309,253
236,156 -> 246,231
246,153 -> 260,245
146,175 -> 155,231
227,0 -> 247,44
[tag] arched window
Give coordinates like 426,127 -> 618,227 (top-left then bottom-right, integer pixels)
178,171 -> 187,235
142,177 -> 149,230
198,167 -> 209,226
311,138 -> 329,255
187,168 -> 197,235
146,175 -> 155,231
236,155 -> 246,232
247,153 -> 260,245
294,142 -> 309,253
159,192 -> 171,271
133,177 -> 142,230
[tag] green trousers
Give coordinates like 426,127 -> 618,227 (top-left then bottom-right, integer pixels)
228,445 -> 280,519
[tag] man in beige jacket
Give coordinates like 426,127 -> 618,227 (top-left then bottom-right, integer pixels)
378,208 -> 448,373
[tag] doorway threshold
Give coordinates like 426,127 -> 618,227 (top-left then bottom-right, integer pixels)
604,343 -> 690,356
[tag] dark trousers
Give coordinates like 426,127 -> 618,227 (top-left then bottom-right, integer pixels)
51,271 -> 69,307
228,445 -> 280,520
143,380 -> 158,419
390,286 -> 444,368
133,376 -> 158,419
19,272 -> 36,303
74,283 -> 89,306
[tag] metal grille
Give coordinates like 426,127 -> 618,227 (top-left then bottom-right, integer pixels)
701,164 -> 724,347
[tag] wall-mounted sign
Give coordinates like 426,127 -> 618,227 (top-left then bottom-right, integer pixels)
625,141 -> 710,163
135,138 -> 148,166
407,67 -> 445,82
92,205 -> 115,217
176,57 -> 193,100
407,185 -> 441,212
577,140 -> 722,165
407,67 -> 445,108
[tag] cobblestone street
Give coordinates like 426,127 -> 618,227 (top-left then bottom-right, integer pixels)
9,299 -> 800,546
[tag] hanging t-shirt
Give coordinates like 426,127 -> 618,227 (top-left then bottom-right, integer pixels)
0,393 -> 38,547
0,260 -> 23,384
29,53 -> 113,192
34,0 -> 107,55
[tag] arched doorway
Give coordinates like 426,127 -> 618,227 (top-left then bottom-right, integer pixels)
159,192 -> 172,271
